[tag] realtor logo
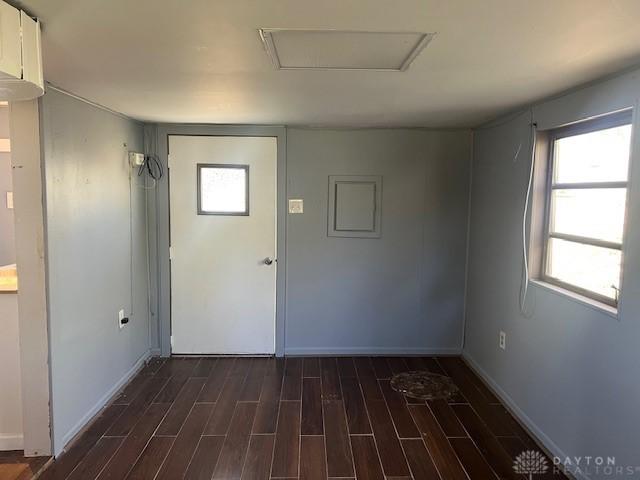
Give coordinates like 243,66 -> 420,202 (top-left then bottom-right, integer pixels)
513,450 -> 549,479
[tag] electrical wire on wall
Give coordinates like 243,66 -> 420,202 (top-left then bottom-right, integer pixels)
519,110 -> 537,316
138,154 -> 164,184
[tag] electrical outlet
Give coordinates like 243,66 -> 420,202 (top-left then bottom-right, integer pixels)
118,309 -> 126,329
499,331 -> 506,350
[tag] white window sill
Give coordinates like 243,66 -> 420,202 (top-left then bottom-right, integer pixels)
529,280 -> 618,320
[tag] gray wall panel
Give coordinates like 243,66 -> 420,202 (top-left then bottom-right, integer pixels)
41,88 -> 149,455
464,67 -> 640,476
285,128 -> 471,354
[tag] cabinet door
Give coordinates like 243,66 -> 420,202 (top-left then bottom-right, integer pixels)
0,2 -> 21,79
21,12 -> 44,89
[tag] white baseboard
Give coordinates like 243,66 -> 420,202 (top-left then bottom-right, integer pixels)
0,434 -> 24,451
284,346 -> 462,356
56,349 -> 152,456
462,353 -> 585,480
149,347 -> 161,356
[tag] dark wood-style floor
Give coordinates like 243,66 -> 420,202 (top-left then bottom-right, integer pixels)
36,356 -> 566,480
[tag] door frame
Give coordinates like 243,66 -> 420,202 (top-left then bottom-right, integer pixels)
154,125 -> 287,357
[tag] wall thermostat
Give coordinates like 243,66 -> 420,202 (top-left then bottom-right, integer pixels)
288,199 -> 304,214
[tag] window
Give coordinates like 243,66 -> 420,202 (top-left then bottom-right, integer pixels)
542,111 -> 632,307
197,164 -> 249,215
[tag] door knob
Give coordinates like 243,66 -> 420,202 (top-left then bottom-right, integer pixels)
263,257 -> 275,265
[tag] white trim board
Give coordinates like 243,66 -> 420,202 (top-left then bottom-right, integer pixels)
284,347 -> 462,356
55,349 -> 152,456
0,434 -> 24,451
462,353 -> 583,480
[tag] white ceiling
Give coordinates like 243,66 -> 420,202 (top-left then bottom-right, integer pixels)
16,0 -> 640,127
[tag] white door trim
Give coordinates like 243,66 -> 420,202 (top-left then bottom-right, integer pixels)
153,125 -> 287,357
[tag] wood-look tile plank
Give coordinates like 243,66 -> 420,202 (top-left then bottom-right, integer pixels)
230,358 -> 253,377
252,373 -> 283,434
340,377 -> 371,435
155,358 -> 199,379
240,435 -> 274,480
213,402 -> 258,479
359,375 -> 383,401
191,358 -> 217,378
404,357 -> 427,371
66,437 -> 123,480
337,357 -> 357,378
323,400 -> 354,478
239,365 -> 265,402
350,435 -> 385,480
438,357 -> 499,404
366,400 -> 410,477
40,404 -> 126,480
320,358 -> 341,400
153,376 -> 188,404
183,436 -> 224,480
401,439 -> 441,480
281,357 -> 303,400
371,357 -> 392,379
156,403 -> 215,480
451,404 -> 519,480
252,399 -> 279,435
271,401 -> 301,478
379,380 -> 420,439
450,437 -> 499,480
408,405 -> 467,480
302,358 -> 320,378
451,359 -> 500,404
126,437 -> 174,480
428,399 -> 467,437
437,359 -> 511,435
420,357 -> 446,375
204,376 -> 244,435
97,403 -> 170,480
106,377 -> 168,436
301,377 -> 323,435
300,436 -> 327,480
386,358 -> 409,375
198,357 -> 235,402
138,358 -> 166,376
112,373 -> 151,405
354,357 -> 376,378
156,378 -> 205,435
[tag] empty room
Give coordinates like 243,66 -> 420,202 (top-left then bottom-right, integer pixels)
0,1 -> 638,479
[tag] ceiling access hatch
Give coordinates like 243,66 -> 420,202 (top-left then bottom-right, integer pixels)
259,29 -> 434,71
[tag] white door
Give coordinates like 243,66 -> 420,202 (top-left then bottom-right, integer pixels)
169,135 -> 277,354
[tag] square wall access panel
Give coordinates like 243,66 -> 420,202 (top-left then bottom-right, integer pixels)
328,175 -> 382,238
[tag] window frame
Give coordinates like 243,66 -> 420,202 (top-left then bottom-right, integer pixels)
196,163 -> 250,216
541,110 -> 632,308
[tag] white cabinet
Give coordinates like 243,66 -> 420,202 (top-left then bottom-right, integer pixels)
0,1 -> 43,100
0,1 -> 21,80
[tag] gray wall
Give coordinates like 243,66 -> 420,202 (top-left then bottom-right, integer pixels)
285,128 -> 471,354
0,106 -> 15,266
464,67 -> 640,477
150,127 -> 472,355
41,88 -> 150,455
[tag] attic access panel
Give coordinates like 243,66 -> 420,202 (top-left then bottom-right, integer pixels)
259,29 -> 434,71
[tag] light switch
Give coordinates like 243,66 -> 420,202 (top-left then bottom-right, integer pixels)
288,198 -> 304,214
6,191 -> 13,209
